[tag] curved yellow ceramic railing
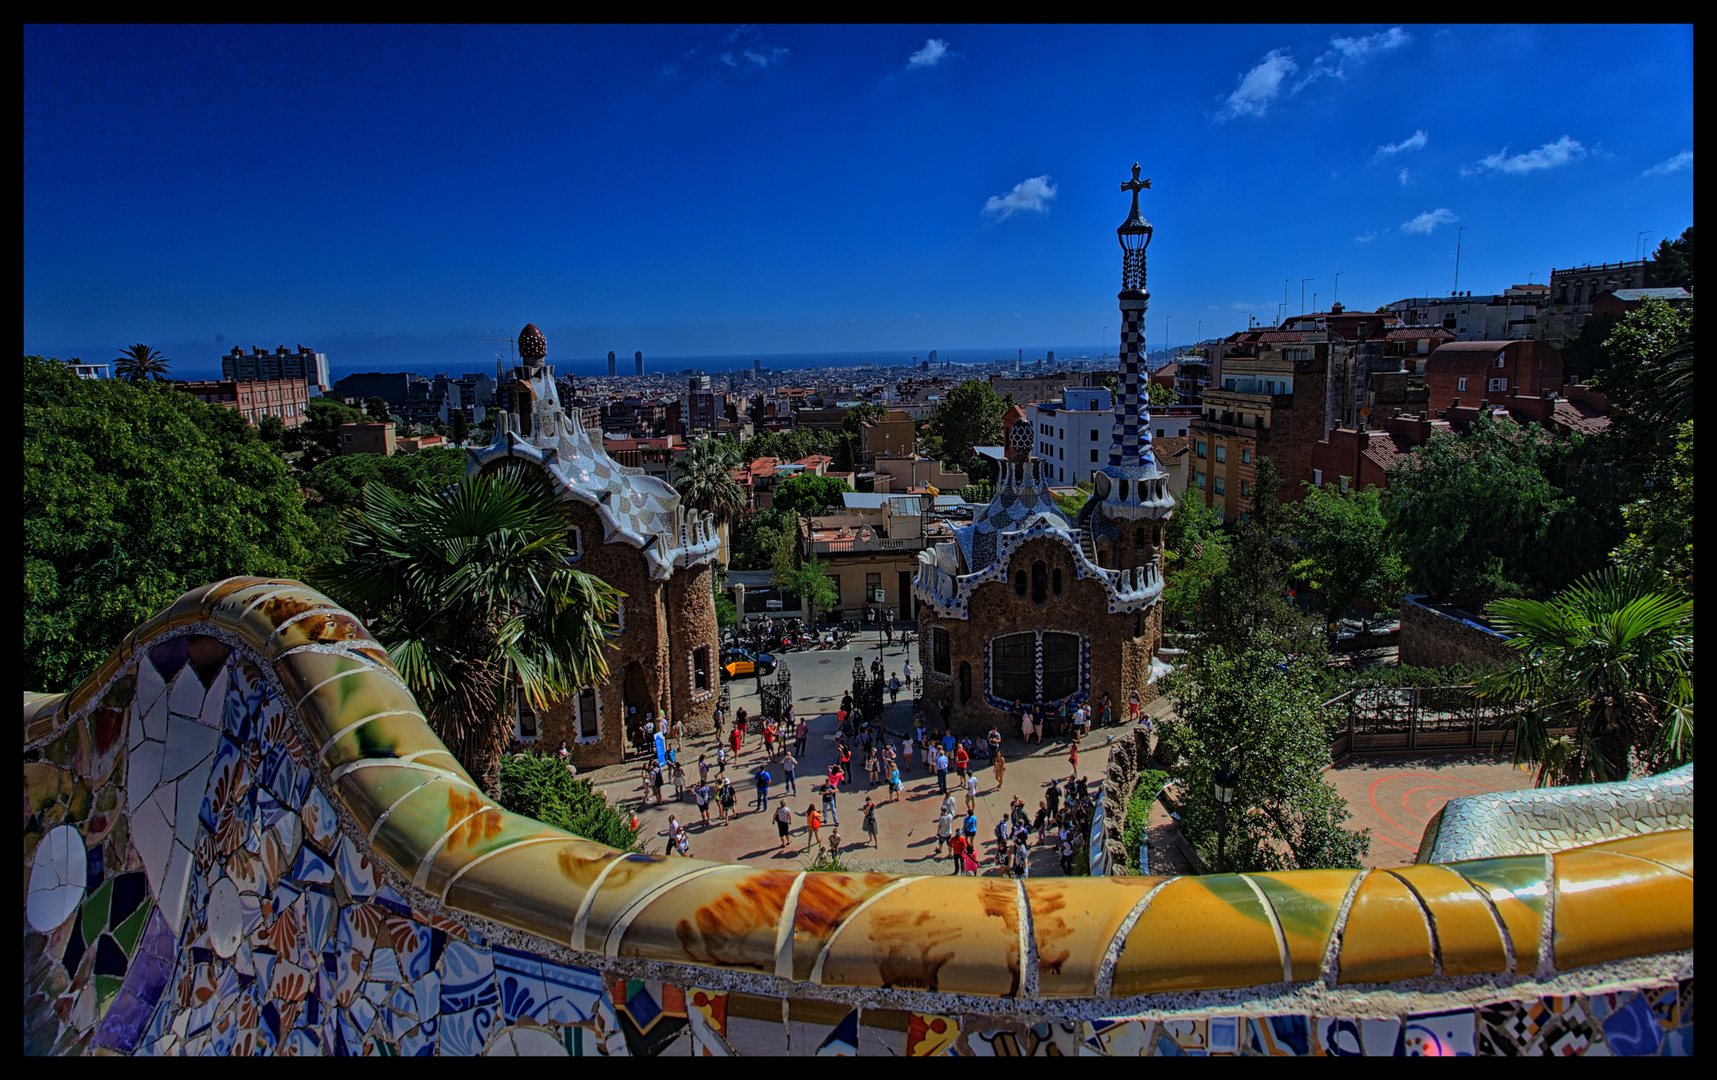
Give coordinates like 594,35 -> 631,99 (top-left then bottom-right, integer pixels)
24,580 -> 1694,1023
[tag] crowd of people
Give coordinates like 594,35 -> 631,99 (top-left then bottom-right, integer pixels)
609,657 -> 1139,872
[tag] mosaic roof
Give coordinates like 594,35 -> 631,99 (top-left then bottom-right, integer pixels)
468,365 -> 718,581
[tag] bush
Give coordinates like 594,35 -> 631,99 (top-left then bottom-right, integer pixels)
497,753 -> 641,852
1121,769 -> 1171,872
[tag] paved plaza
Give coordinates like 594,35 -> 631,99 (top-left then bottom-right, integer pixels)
578,638 -> 1540,876
579,634 -> 1162,877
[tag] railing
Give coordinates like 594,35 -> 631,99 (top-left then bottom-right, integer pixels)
807,534 -> 926,554
1322,684 -> 1538,763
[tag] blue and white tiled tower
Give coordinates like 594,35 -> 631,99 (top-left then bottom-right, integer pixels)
1092,164 -> 1175,523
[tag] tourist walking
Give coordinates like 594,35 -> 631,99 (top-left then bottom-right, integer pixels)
774,799 -> 793,851
821,778 -> 840,827
934,808 -> 955,857
715,743 -> 728,776
1059,834 -> 1075,876
782,751 -> 798,795
794,718 -> 809,757
887,764 -> 902,803
866,747 -> 880,788
800,803 -> 823,852
889,674 -> 901,705
965,771 -> 979,814
992,751 -> 1006,791
935,750 -> 950,795
903,659 -> 913,687
697,754 -> 710,786
753,767 -> 772,812
694,781 -> 711,825
650,763 -> 665,805
718,776 -> 735,823
862,798 -> 879,847
949,833 -> 968,875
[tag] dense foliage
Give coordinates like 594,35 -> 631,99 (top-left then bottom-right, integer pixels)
1478,567 -> 1693,786
1157,647 -> 1370,872
309,468 -> 622,795
1120,768 -> 1170,872
1194,458 -> 1319,655
1162,487 -> 1230,627
1286,482 -> 1407,636
926,379 -> 1006,464
298,447 -> 467,563
497,753 -> 641,852
25,356 -> 317,692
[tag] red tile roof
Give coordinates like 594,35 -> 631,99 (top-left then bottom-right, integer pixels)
1361,430 -> 1409,474
1551,399 -> 1611,436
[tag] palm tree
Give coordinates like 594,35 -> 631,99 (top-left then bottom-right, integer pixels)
674,437 -> 746,527
1478,567 -> 1693,787
309,467 -> 623,796
114,344 -> 172,382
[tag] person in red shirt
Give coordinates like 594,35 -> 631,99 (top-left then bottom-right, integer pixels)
954,743 -> 970,779
949,833 -> 968,875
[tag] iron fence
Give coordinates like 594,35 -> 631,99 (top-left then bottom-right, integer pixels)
1323,685 -> 1522,762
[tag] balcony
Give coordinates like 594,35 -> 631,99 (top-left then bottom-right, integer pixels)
806,533 -> 926,555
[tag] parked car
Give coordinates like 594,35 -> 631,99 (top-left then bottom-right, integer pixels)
722,648 -> 777,678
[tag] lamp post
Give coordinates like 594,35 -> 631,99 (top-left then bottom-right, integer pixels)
1212,764 -> 1239,874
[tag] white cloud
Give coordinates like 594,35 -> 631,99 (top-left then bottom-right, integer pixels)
1640,150 -> 1693,178
744,47 -> 789,67
1330,26 -> 1410,60
908,38 -> 951,68
1398,167 -> 1411,185
1355,230 -> 1379,243
1470,135 -> 1588,175
1372,129 -> 1428,162
1219,49 -> 1298,120
982,176 -> 1058,221
1401,208 -> 1457,235
720,52 -> 737,67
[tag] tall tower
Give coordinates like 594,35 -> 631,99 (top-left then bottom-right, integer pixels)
608,351 -> 616,377
635,350 -> 644,377
1092,163 -> 1174,522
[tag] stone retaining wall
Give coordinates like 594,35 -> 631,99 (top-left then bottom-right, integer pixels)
1398,595 -> 1514,669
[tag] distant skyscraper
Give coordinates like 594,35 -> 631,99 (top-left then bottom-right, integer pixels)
1018,348 -> 1023,364
753,358 -> 761,372
608,351 -> 616,377
929,349 -> 937,368
1048,350 -> 1055,365
635,350 -> 643,377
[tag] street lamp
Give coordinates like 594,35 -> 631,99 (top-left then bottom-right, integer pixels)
1212,764 -> 1240,874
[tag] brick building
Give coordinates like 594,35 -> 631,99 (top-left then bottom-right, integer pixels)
471,324 -> 722,769
1422,339 -> 1563,415
338,421 -> 396,456
179,377 -> 310,429
913,167 -> 1174,732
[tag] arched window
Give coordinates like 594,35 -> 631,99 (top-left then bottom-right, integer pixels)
1135,527 -> 1146,551
1014,570 -> 1028,597
988,631 -> 1086,706
1118,479 -> 1129,501
959,661 -> 972,704
932,627 -> 951,675
1032,561 -> 1048,603
1052,567 -> 1063,595
1132,612 -> 1143,639
990,633 -> 1036,702
1041,633 -> 1081,701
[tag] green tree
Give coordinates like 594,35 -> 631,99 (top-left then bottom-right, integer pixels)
309,469 -> 623,796
771,472 -> 852,519
1157,646 -> 1370,872
1287,482 -> 1407,637
450,408 -> 470,447
1556,314 -> 1621,385
497,753 -> 640,851
674,437 -> 747,528
954,481 -> 995,503
928,380 -> 1006,464
1163,489 -> 1231,627
257,413 -> 287,447
294,397 -> 368,468
841,402 -> 889,435
1385,414 -> 1571,609
1147,381 -> 1175,409
1195,458 -> 1316,654
1649,225 -> 1694,288
774,557 -> 840,626
1610,420 -> 1692,594
113,343 -> 172,383
1477,567 -> 1693,787
24,357 -> 316,691
365,395 -> 392,422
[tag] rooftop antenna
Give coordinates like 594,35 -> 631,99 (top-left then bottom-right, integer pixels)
1453,227 -> 1466,295
1333,271 -> 1344,306
483,337 -> 517,365
1301,278 -> 1313,316
1636,231 -> 1653,262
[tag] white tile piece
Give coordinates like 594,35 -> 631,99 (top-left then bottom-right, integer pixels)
132,660 -> 167,747
143,683 -> 172,744
27,824 -> 87,932
197,668 -> 231,728
176,757 -> 213,847
162,716 -> 219,783
207,876 -> 244,958
133,789 -> 177,902
126,739 -> 167,815
159,840 -> 196,934
167,663 -> 209,719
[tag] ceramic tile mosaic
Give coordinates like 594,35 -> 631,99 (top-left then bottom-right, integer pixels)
20,589 -> 1699,1056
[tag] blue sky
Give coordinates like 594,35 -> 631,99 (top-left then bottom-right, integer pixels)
25,24 -> 1693,374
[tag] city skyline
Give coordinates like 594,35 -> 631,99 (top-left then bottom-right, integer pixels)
25,24 -> 1693,370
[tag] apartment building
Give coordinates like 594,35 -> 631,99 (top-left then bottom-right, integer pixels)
180,377 -> 310,429
1028,387 -> 1111,486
